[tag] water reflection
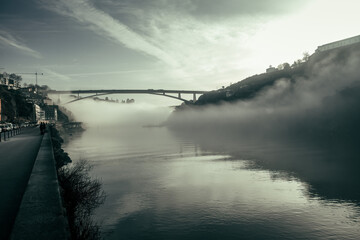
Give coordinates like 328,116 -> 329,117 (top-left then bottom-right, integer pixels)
64,127 -> 360,240
173,129 -> 360,205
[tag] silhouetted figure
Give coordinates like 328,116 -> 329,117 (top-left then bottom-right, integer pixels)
40,122 -> 46,135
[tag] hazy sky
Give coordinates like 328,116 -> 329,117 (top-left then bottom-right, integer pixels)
1,0 -> 359,91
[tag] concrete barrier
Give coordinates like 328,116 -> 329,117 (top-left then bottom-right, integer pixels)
10,131 -> 70,239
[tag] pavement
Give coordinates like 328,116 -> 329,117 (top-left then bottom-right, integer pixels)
0,127 -> 70,239
0,127 -> 43,239
10,129 -> 70,240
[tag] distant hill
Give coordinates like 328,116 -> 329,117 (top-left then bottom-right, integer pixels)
192,41 -> 360,106
168,40 -> 360,141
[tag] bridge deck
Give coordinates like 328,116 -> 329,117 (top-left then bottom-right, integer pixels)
46,89 -> 209,103
47,89 -> 208,94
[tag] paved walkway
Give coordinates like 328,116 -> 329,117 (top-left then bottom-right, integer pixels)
0,127 -> 43,239
10,129 -> 69,240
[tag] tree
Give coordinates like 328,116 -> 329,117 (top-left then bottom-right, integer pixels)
302,52 -> 310,62
283,62 -> 291,70
9,73 -> 22,81
277,62 -> 291,70
40,85 -> 50,90
291,59 -> 303,68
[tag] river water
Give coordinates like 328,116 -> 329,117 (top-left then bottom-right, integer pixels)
63,121 -> 360,240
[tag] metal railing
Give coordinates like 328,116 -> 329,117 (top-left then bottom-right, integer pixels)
0,128 -> 22,142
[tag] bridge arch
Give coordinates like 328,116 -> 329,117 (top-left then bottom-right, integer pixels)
65,92 -> 191,104
46,89 -> 208,104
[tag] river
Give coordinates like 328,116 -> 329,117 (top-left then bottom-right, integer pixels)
60,101 -> 360,240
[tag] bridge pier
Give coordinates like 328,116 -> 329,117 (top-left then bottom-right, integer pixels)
193,93 -> 197,102
178,93 -> 181,99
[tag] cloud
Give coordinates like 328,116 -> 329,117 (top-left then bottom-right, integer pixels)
111,7 -> 258,85
65,69 -> 160,77
187,0 -> 310,19
42,68 -> 71,82
99,0 -> 309,21
92,0 -> 312,89
39,0 -> 177,66
37,0 -> 314,90
0,30 -> 42,58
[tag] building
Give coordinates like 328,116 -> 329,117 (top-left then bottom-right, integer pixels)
316,35 -> 360,52
33,104 -> 58,123
0,99 -> 4,122
0,72 -> 21,90
225,90 -> 233,98
39,109 -> 46,121
33,104 -> 42,122
43,97 -> 53,105
44,105 -> 58,122
22,88 -> 44,105
266,65 -> 277,73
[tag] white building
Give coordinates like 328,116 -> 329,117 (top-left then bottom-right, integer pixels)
0,72 -> 21,90
266,65 -> 277,73
43,97 -> 53,105
316,35 -> 360,52
33,104 -> 43,122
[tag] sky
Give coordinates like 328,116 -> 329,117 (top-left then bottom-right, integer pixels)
1,0 -> 360,94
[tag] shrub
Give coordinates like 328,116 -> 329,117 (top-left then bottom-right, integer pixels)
58,160 -> 106,240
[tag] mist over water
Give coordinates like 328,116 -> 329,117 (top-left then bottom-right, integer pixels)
168,48 -> 360,140
165,48 -> 360,204
62,48 -> 360,239
64,123 -> 360,239
63,98 -> 174,127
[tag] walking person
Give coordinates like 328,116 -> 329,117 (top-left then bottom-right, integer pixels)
39,122 -> 45,135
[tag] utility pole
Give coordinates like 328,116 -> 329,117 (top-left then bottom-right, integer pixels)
35,72 -> 43,86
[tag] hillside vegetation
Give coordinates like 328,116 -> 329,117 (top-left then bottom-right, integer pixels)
169,42 -> 360,141
0,86 -> 33,122
193,42 -> 360,106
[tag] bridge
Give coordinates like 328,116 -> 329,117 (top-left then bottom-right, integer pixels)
46,89 -> 209,103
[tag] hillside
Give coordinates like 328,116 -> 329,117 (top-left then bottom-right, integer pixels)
168,41 -> 360,142
0,86 -> 33,122
193,42 -> 360,106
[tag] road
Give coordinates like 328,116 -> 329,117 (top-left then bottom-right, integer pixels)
0,127 -> 43,240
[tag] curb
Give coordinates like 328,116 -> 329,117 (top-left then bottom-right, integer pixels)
10,131 -> 70,239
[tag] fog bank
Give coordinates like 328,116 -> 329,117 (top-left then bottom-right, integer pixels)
167,47 -> 360,142
166,47 -> 360,204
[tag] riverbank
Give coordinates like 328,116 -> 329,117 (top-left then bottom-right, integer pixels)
49,125 -> 105,240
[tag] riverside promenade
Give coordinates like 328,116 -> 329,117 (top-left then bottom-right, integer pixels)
0,127 -> 69,239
